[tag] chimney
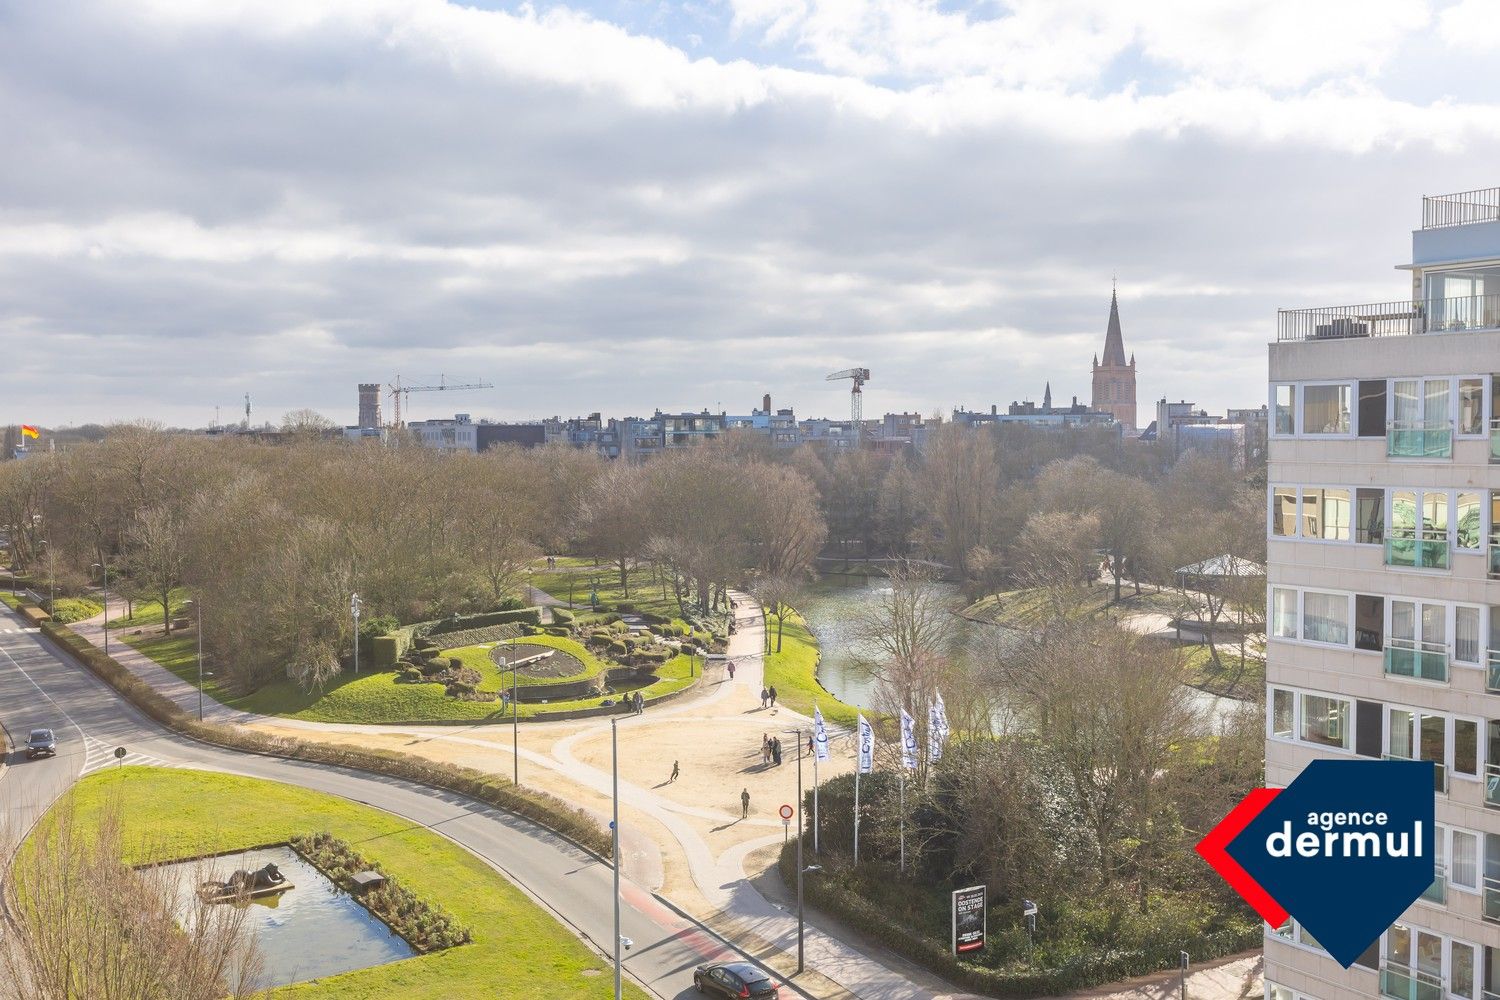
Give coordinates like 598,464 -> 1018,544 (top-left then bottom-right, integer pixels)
762,393 -> 772,414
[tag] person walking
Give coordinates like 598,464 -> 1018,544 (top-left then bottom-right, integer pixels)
727,661 -> 736,680
741,788 -> 751,819
759,687 -> 769,709
670,760 -> 680,783
768,685 -> 778,707
635,691 -> 645,715
772,737 -> 782,766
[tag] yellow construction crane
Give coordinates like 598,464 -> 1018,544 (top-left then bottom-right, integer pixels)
826,367 -> 871,428
387,374 -> 495,427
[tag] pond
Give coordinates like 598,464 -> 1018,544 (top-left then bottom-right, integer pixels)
797,575 -> 1240,724
163,845 -> 415,992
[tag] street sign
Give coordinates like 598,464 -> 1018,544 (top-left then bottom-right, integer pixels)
779,804 -> 794,821
113,747 -> 126,760
952,884 -> 986,955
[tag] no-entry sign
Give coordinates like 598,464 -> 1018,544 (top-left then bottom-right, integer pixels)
779,804 -> 794,821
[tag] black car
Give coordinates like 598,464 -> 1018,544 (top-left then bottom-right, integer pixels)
25,729 -> 57,759
693,961 -> 779,998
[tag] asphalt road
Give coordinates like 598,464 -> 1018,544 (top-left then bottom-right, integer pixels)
0,605 -> 803,999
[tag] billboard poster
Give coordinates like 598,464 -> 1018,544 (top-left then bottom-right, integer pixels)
952,884 -> 986,955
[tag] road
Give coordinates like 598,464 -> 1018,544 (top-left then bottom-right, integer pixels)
0,605 -> 802,999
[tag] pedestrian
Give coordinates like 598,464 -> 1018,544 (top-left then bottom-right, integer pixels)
741,788 -> 751,819
727,661 -> 736,680
768,685 -> 778,707
635,691 -> 644,715
670,760 -> 680,783
772,738 -> 782,766
760,687 -> 769,709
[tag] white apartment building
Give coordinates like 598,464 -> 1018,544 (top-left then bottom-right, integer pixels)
1266,189 -> 1500,1000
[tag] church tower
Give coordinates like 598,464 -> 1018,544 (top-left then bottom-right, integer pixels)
1091,285 -> 1137,431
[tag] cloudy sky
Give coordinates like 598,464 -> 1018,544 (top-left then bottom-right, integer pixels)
4,0 -> 1500,429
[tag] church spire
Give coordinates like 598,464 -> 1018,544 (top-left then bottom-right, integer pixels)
1101,284 -> 1127,367
1043,381 -> 1052,410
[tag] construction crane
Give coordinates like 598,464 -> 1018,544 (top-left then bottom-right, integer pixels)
387,374 -> 495,427
826,367 -> 871,428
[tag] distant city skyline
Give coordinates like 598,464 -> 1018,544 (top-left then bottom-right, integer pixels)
5,1 -> 1500,426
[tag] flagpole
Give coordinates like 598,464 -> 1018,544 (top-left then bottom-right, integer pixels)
812,721 -> 820,855
899,769 -> 906,874
853,766 -> 860,866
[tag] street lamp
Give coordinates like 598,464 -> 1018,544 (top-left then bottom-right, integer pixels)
91,562 -> 109,656
494,649 -> 520,786
39,539 -> 54,612
611,717 -> 622,1000
350,593 -> 363,675
784,726 -> 812,974
196,599 -> 206,722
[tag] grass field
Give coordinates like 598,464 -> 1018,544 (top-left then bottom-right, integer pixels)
762,611 -> 859,730
530,560 -> 694,621
107,586 -> 191,629
41,768 -> 647,999
124,632 -> 702,724
962,582 -> 1185,628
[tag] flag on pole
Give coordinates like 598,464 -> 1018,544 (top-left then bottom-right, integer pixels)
20,425 -> 39,439
928,691 -> 950,763
900,708 -> 918,770
813,706 -> 831,762
857,714 -> 874,774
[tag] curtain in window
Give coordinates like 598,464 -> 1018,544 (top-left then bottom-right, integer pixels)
1456,606 -> 1480,664
1302,591 -> 1349,645
1272,589 -> 1298,638
1389,708 -> 1415,759
1452,831 -> 1479,889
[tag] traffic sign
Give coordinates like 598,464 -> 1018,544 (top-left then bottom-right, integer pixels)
778,804 -> 794,821
113,747 -> 126,760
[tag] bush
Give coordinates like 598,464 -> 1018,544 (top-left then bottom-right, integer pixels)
616,602 -> 635,613
545,627 -> 569,637
608,639 -> 628,656
373,635 -> 402,668
43,596 -> 104,624
495,597 -> 526,612
399,666 -> 423,683
550,607 -> 575,625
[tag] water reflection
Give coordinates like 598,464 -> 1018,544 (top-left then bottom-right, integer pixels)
163,845 -> 415,992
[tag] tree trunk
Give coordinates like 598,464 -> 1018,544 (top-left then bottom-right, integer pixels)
161,589 -> 172,635
777,606 -> 785,652
618,557 -> 629,599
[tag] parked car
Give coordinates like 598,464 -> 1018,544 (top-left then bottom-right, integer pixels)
693,962 -> 779,998
25,729 -> 57,759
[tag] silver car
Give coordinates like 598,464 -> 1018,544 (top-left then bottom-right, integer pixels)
25,728 -> 57,759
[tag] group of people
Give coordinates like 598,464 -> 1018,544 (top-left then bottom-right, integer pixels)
761,732 -> 784,766
626,690 -> 645,715
759,685 -> 778,709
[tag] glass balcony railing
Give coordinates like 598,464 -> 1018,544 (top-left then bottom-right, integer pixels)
1381,966 -> 1444,1000
1420,864 -> 1447,904
1489,651 -> 1500,693
1388,422 -> 1453,458
1385,535 -> 1451,569
1490,417 -> 1500,463
1486,765 -> 1500,810
1489,542 -> 1500,579
1384,641 -> 1449,682
1387,755 -> 1447,794
1486,875 -> 1500,923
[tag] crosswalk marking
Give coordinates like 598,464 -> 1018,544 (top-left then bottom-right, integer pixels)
0,626 -> 40,634
80,734 -> 174,776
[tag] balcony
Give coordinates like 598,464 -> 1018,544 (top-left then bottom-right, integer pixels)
1420,864 -> 1447,904
1387,421 -> 1453,459
1277,292 -> 1500,342
1491,418 -> 1500,463
1381,966 -> 1443,1000
1487,875 -> 1500,923
1486,765 -> 1500,810
1384,640 -> 1449,682
1385,534 -> 1451,570
1424,188 -> 1500,229
1387,755 -> 1448,794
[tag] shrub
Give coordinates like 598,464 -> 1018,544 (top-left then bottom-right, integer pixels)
43,596 -> 104,624
608,639 -> 628,656
495,597 -> 526,612
550,607 -> 575,625
373,635 -> 402,668
545,627 -> 569,637
399,666 -> 423,682
616,602 -> 635,613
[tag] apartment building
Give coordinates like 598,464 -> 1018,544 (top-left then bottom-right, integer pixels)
1265,188 -> 1500,1000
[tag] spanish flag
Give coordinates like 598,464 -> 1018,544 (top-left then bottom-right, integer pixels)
20,425 -> 39,439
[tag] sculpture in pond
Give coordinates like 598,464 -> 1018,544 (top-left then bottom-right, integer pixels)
199,862 -> 291,903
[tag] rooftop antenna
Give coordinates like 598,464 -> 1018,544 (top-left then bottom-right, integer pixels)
243,393 -> 251,430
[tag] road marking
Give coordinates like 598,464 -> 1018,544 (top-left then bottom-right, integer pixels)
0,627 -> 40,634
0,634 -> 90,781
79,735 -> 173,776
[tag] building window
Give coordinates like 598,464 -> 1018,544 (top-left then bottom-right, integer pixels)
1271,487 -> 1298,537
1457,492 -> 1482,551
1273,384 -> 1295,435
1302,694 -> 1350,749
1356,488 -> 1385,544
1272,689 -> 1294,738
1459,378 -> 1485,435
1302,591 -> 1350,646
1359,380 -> 1387,437
1355,595 -> 1384,652
1302,383 -> 1351,434
1455,606 -> 1481,665
1271,588 -> 1298,639
1451,830 -> 1479,891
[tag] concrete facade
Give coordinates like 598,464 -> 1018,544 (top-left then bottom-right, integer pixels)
1265,193 -> 1500,1000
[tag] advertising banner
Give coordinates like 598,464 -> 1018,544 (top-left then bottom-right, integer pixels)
951,884 -> 986,955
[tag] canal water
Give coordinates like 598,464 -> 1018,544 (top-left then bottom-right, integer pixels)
163,845 -> 416,992
797,575 -> 1239,723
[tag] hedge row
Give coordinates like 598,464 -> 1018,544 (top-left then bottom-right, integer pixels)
777,845 -> 1261,998
426,608 -> 543,635
35,617 -> 613,860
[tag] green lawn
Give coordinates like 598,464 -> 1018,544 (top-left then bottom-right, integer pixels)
963,582 -> 1185,627
530,560 -> 690,621
763,611 -> 860,730
108,586 -> 192,629
1177,640 -> 1265,699
42,767 -> 648,999
125,633 -> 703,724
0,592 -> 23,611
444,634 -> 603,688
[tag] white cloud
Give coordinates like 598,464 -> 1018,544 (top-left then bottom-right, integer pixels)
1437,0 -> 1500,49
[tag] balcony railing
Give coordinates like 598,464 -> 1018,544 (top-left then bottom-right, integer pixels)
1488,651 -> 1500,693
1277,292 -> 1500,342
1420,864 -> 1447,904
1490,543 -> 1500,579
1387,754 -> 1448,794
1381,965 -> 1444,1000
1388,420 -> 1453,458
1423,188 -> 1500,229
1486,764 -> 1500,809
1384,640 -> 1449,682
1487,875 -> 1500,922
1385,533 -> 1451,570
1490,417 -> 1500,463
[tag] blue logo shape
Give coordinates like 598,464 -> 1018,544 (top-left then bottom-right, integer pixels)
1224,759 -> 1435,968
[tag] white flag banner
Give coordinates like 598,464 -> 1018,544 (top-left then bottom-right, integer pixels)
857,714 -> 874,774
928,691 -> 950,763
900,708 -> 918,771
813,706 -> 831,763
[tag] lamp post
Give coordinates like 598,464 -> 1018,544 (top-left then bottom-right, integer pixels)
196,600 -> 205,722
350,592 -> 363,675
611,717 -> 622,1000
92,562 -> 109,656
40,539 -> 53,611
499,654 -> 519,786
785,726 -> 810,974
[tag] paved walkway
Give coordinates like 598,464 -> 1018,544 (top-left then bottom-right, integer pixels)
65,591 -> 1262,1000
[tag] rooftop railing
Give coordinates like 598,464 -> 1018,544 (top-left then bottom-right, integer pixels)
1277,292 -> 1500,342
1423,188 -> 1500,229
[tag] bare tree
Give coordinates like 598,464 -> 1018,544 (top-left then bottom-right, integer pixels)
1,801 -> 263,999
126,505 -> 186,635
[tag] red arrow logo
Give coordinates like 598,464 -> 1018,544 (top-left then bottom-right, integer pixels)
1196,788 -> 1287,926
